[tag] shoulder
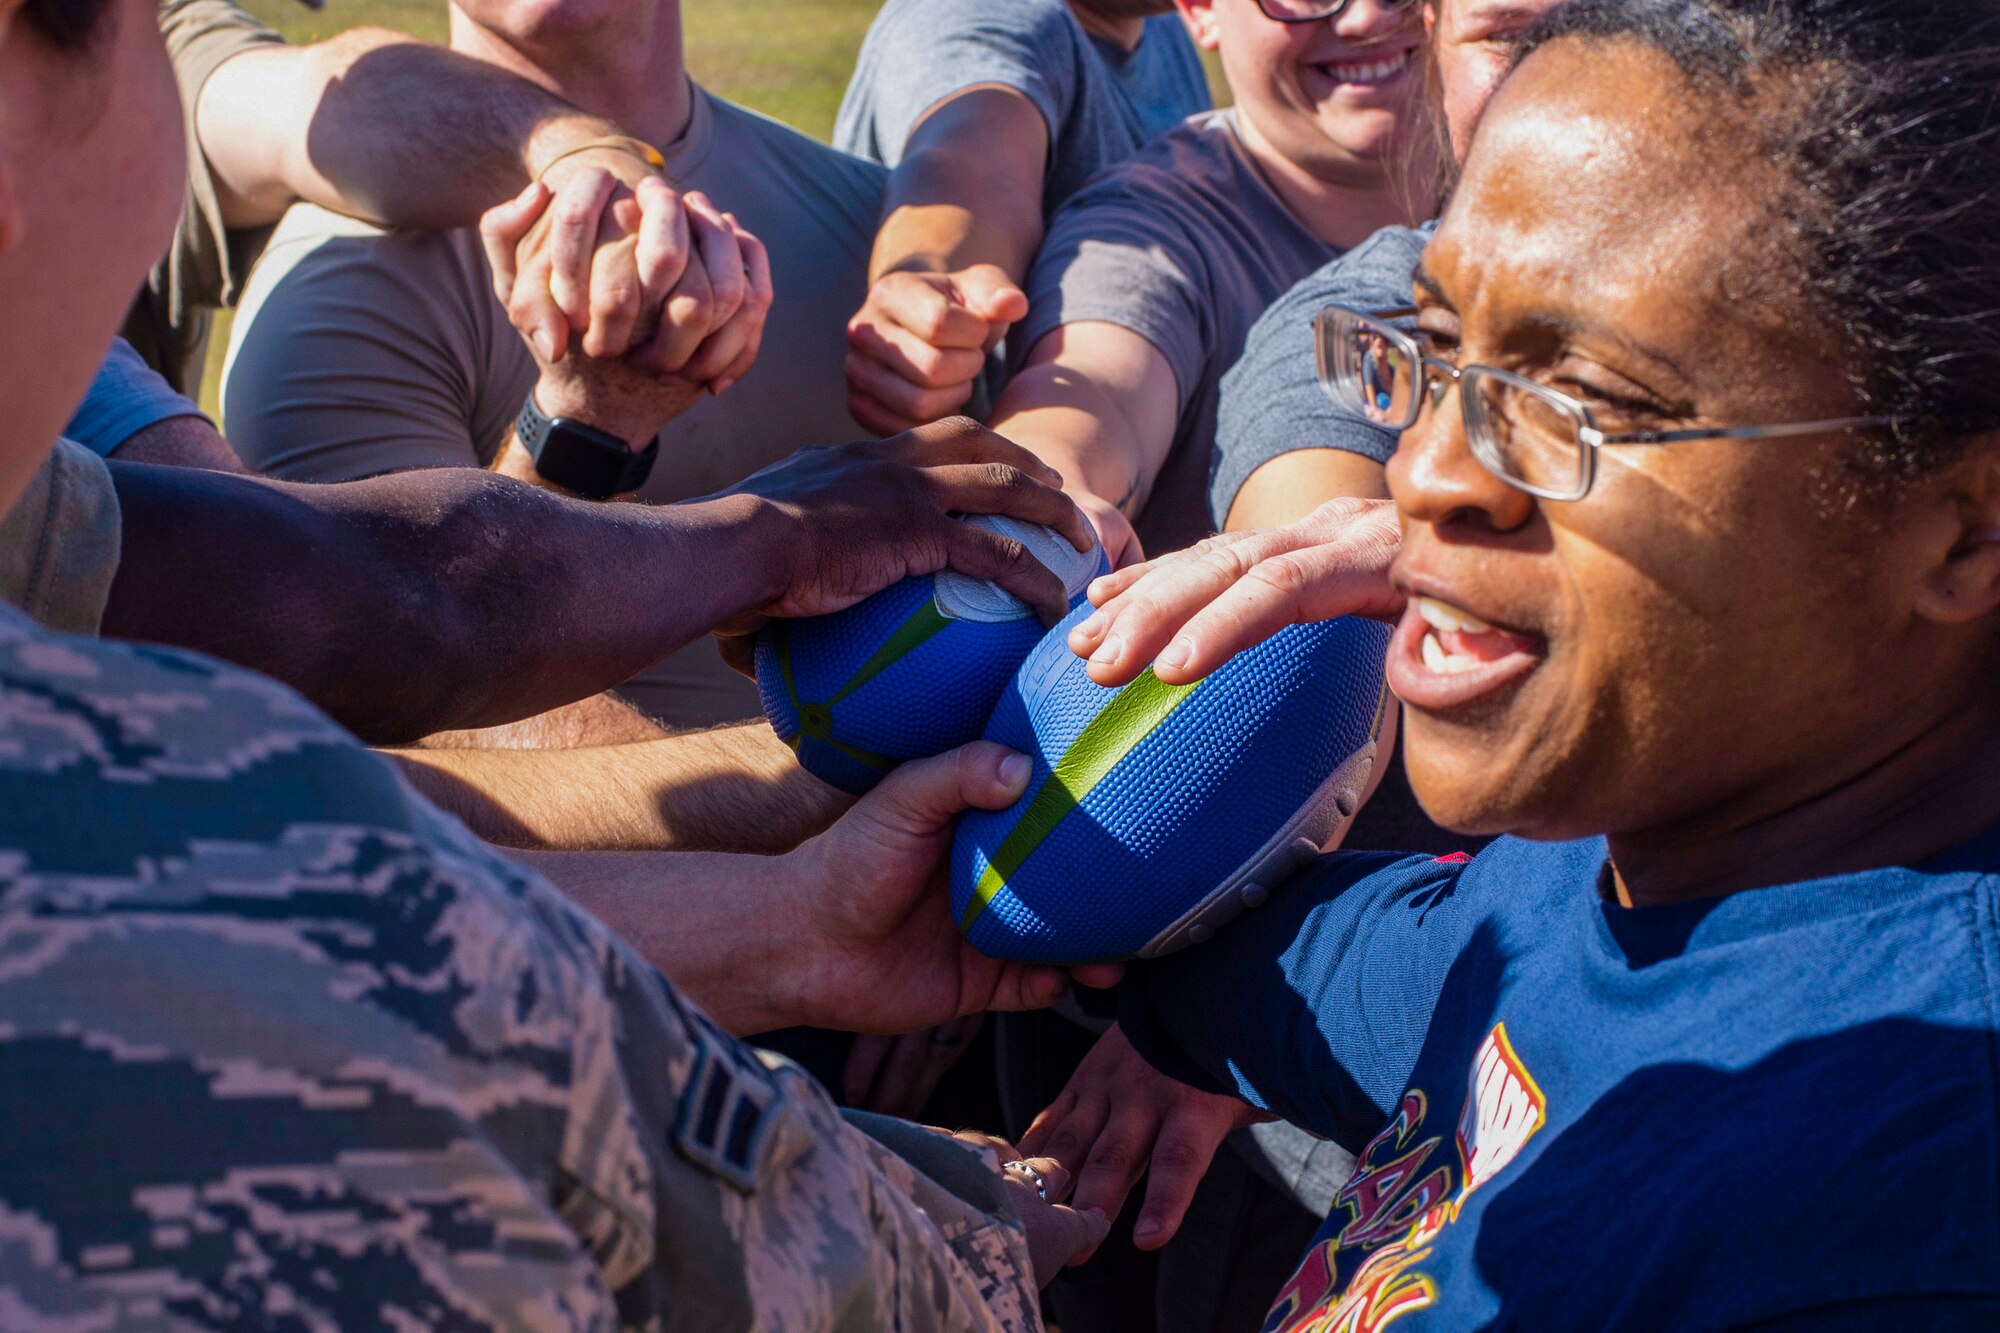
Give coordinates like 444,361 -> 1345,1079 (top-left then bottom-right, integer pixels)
1270,224 -> 1431,320
866,0 -> 1078,50
701,94 -> 888,204
158,0 -> 283,92
1039,111 -> 1251,248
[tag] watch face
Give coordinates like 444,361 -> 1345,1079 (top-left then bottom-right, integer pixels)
537,422 -> 641,500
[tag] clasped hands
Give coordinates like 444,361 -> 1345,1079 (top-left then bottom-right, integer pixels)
479,146 -> 773,450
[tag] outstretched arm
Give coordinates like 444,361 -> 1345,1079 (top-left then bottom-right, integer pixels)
393,722 -> 852,853
846,88 -> 1048,435
103,419 -> 1090,744
986,322 -> 1182,568
511,743 -> 1122,1036
195,27 -> 635,232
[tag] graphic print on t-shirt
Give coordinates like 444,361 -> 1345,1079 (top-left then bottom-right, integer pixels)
1264,1023 -> 1546,1333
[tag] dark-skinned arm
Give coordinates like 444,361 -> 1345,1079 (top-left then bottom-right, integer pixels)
100,418 -> 1091,745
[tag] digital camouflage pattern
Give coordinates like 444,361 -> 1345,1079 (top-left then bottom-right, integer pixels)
0,602 -> 1039,1331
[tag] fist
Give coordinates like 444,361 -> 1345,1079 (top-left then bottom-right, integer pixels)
845,264 -> 1029,436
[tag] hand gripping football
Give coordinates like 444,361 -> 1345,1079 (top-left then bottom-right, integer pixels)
755,515 -> 1108,795
950,607 -> 1394,963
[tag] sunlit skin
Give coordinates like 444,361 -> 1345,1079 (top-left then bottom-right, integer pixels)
0,0 -> 183,516
1194,0 -> 1430,198
1385,36 -> 2000,903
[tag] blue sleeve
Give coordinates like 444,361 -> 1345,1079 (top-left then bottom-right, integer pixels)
1119,848 -> 1481,1151
1210,226 -> 1428,525
838,0 -> 1079,167
64,338 -> 206,457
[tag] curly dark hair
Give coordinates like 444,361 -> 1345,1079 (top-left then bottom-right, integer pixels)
1514,0 -> 2000,480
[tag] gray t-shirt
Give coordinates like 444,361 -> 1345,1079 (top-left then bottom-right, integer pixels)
222,85 -> 886,729
1014,109 -> 1337,554
1209,223 -> 1432,526
833,0 -> 1209,218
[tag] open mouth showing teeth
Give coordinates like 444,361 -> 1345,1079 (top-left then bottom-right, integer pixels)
1313,48 -> 1417,85
1416,596 -> 1538,676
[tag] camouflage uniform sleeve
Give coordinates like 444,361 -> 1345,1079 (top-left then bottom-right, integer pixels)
0,607 -> 1040,1332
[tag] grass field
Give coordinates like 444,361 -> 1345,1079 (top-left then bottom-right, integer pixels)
236,0 -> 889,141
205,1 -> 1225,410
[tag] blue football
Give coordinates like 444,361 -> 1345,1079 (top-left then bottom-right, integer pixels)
950,607 -> 1394,964
756,516 -> 1108,795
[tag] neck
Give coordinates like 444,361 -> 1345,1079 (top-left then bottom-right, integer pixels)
1067,0 -> 1148,51
447,3 -> 692,147
1609,691 -> 2000,907
1229,109 -> 1430,249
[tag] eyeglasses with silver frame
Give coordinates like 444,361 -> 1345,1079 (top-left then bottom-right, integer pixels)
1313,303 -> 1898,502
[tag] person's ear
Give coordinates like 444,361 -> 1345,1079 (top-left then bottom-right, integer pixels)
1914,434 -> 2000,627
1171,0 -> 1222,51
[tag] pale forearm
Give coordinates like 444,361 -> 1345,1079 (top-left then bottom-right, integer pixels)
392,722 -> 852,852
990,331 -> 1179,514
1224,450 -> 1390,531
510,846 -> 800,1034
199,30 -> 624,231
872,91 -> 1048,283
415,692 -> 670,751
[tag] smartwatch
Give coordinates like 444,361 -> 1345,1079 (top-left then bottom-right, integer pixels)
515,394 -> 658,500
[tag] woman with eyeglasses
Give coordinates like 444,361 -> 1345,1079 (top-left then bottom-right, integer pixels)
1053,0 -> 2000,1325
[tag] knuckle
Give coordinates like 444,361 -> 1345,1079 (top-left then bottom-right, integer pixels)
1249,551 -> 1314,597
1150,1136 -> 1210,1177
1084,1143 -> 1137,1176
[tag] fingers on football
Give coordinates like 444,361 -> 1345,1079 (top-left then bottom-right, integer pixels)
1067,533 -> 1266,685
924,514 -> 1068,623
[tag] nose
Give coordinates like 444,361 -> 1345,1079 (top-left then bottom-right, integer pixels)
1329,0 -> 1420,42
1387,381 -> 1539,534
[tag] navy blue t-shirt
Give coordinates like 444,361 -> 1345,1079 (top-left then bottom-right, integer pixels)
1122,830 -> 2000,1329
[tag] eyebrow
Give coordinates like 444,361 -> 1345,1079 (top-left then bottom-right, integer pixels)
1408,260 -> 1695,389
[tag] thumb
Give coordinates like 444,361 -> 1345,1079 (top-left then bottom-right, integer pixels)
478,180 -> 549,303
853,741 -> 1032,839
954,263 -> 1030,326
1050,1205 -> 1113,1271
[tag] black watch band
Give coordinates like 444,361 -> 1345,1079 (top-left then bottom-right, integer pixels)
515,394 -> 659,501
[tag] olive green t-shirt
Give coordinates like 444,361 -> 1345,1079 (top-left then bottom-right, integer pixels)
121,0 -> 285,395
223,85 -> 887,728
